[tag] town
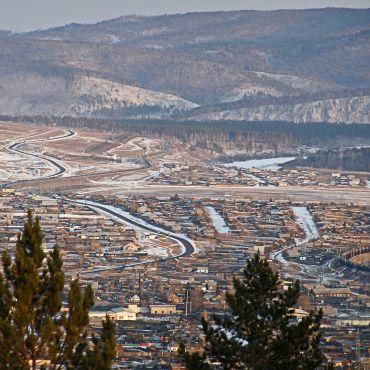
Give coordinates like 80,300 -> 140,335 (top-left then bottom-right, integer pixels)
1,3 -> 370,368
0,132 -> 369,368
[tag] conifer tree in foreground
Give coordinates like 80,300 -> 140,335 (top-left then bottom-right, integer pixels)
0,210 -> 116,369
180,253 -> 331,370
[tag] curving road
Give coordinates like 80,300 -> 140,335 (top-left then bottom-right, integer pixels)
46,129 -> 76,141
3,130 -> 76,181
6,142 -> 67,178
67,198 -> 196,274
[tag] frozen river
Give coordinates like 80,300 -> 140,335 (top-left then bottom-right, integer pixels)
271,206 -> 319,266
222,156 -> 295,171
291,206 -> 319,245
221,156 -> 295,186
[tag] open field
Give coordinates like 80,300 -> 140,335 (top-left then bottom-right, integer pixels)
1,119 -> 370,366
1,121 -> 369,206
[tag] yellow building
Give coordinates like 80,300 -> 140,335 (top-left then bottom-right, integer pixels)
150,304 -> 177,315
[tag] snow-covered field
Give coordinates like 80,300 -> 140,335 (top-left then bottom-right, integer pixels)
0,150 -> 55,181
3,142 -> 70,180
142,246 -> 169,257
206,206 -> 230,234
222,157 -> 295,171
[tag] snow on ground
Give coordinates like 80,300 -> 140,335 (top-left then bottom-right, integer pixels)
222,157 -> 295,171
271,206 -> 319,266
206,206 -> 230,234
220,72 -> 326,103
88,170 -> 160,190
69,199 -> 196,258
47,130 -> 77,141
0,151 -> 26,162
142,246 -> 168,257
291,206 -> 319,246
3,141 -> 69,180
245,173 -> 265,185
253,72 -> 326,91
71,76 -> 199,115
221,85 -> 282,103
0,150 -> 55,181
121,138 -> 143,152
139,137 -> 157,146
274,251 -> 289,265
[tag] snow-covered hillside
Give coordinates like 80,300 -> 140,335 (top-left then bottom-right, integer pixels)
221,72 -> 332,103
191,95 -> 370,124
252,72 -> 329,92
71,76 -> 199,116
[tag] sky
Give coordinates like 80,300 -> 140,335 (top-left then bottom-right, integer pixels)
1,0 -> 370,32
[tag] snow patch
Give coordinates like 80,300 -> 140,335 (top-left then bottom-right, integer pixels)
206,206 -> 230,234
222,157 -> 295,171
253,71 -> 326,91
291,206 -> 319,246
68,199 -> 196,259
72,76 -> 199,115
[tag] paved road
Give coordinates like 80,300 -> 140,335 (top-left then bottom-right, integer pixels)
46,129 -> 76,141
67,199 -> 196,274
80,201 -> 195,256
7,142 -> 67,178
4,130 -> 77,182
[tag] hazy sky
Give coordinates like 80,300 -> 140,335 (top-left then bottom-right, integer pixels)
1,0 -> 370,32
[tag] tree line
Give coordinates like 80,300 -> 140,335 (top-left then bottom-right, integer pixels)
2,115 -> 370,152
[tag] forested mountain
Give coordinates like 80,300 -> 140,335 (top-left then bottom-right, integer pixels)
0,8 -> 369,123
290,147 -> 370,171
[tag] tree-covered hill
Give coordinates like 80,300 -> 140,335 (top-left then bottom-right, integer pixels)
0,8 -> 369,122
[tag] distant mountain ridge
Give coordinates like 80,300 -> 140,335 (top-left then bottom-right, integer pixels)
0,8 -> 369,123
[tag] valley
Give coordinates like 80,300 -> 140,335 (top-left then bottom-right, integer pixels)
1,5 -> 370,367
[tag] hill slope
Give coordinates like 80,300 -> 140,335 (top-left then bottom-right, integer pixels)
1,8 -> 369,123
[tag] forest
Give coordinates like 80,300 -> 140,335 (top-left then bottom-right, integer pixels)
289,147 -> 370,172
2,115 -> 370,156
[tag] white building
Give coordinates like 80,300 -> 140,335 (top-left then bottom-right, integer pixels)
89,306 -> 137,321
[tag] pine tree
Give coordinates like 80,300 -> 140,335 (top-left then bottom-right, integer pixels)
0,210 -> 116,369
180,253 -> 330,370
